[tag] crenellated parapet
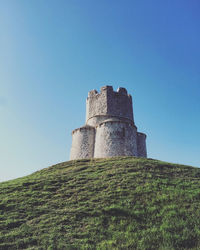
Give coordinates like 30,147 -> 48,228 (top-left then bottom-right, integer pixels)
86,85 -> 134,126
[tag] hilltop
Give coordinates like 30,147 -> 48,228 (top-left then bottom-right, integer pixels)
0,157 -> 200,249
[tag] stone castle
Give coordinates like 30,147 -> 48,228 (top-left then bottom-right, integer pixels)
70,86 -> 147,160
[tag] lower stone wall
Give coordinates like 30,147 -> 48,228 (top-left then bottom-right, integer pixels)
137,132 -> 147,158
70,121 -> 147,160
94,121 -> 138,158
70,126 -> 95,160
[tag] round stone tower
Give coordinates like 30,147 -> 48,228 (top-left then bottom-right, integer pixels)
70,125 -> 95,160
86,86 -> 134,127
70,86 -> 147,160
94,119 -> 138,158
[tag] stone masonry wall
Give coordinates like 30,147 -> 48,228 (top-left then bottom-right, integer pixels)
137,132 -> 147,158
94,120 -> 138,158
107,88 -> 134,122
86,87 -> 108,124
86,86 -> 134,126
70,126 -> 95,160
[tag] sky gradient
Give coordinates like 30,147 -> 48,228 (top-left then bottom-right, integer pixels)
0,0 -> 200,181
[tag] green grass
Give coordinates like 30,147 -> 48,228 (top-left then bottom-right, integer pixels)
0,157 -> 200,249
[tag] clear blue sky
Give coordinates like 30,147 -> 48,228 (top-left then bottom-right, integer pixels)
0,0 -> 200,182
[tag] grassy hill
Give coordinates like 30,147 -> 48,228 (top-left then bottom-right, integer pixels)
0,157 -> 200,250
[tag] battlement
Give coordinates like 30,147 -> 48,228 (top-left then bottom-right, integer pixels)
100,85 -> 113,93
86,86 -> 134,125
117,87 -> 128,95
137,132 -> 147,138
88,89 -> 98,98
87,86 -> 130,98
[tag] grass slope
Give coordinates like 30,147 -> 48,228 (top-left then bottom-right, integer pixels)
0,157 -> 200,250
